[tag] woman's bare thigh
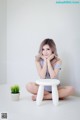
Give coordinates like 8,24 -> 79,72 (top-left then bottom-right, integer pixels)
58,85 -> 74,98
26,82 -> 51,95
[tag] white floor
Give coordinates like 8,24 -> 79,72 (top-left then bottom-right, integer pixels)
0,84 -> 80,120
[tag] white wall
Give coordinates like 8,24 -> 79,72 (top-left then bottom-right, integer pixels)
7,0 -> 80,95
0,0 -> 7,84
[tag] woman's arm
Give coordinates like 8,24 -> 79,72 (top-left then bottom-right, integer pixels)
35,55 -> 47,79
47,57 -> 62,79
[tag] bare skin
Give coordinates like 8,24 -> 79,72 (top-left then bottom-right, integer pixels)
26,44 -> 74,101
26,82 -> 74,101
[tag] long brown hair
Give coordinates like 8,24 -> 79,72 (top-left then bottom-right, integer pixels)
39,38 -> 59,63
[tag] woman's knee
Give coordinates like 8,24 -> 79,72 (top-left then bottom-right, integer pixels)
26,82 -> 38,94
68,86 -> 75,95
26,82 -> 34,92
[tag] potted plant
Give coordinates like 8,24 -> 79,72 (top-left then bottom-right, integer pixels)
10,85 -> 20,101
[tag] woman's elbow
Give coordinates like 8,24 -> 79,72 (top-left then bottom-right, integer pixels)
50,74 -> 56,79
39,74 -> 45,79
40,76 -> 45,79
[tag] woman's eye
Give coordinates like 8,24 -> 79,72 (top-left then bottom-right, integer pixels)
47,48 -> 50,50
42,49 -> 44,51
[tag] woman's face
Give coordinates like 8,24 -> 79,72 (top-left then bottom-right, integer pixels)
42,44 -> 52,59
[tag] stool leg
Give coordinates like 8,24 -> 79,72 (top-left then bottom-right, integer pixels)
36,85 -> 44,105
52,85 -> 59,106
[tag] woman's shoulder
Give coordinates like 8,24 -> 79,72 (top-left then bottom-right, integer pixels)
56,58 -> 62,65
53,59 -> 62,69
52,58 -> 62,66
35,57 -> 43,64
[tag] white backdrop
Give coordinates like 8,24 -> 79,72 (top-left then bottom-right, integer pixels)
6,0 -> 80,95
0,0 -> 7,84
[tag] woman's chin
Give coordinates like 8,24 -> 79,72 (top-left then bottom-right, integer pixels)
45,56 -> 49,59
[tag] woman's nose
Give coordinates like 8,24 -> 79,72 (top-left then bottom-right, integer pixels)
44,50 -> 47,54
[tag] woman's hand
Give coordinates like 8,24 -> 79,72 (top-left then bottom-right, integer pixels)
40,55 -> 47,61
35,54 -> 47,62
47,54 -> 55,61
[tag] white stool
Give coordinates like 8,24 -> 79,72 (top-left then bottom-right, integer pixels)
36,79 -> 60,106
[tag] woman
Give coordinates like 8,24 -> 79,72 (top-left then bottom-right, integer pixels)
26,38 -> 74,100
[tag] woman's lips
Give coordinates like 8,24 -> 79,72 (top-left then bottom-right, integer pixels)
45,55 -> 48,58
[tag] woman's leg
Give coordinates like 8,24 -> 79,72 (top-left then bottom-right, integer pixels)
35,86 -> 74,100
26,83 -> 74,100
26,82 -> 39,95
58,86 -> 74,98
26,82 -> 50,100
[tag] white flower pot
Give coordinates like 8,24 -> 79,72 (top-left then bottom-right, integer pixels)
11,93 -> 20,101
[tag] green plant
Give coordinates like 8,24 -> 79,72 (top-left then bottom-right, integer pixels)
11,85 -> 20,94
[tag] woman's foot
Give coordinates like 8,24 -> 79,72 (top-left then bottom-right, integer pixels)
32,95 -> 65,101
32,93 -> 52,101
32,95 -> 37,101
59,97 -> 65,100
